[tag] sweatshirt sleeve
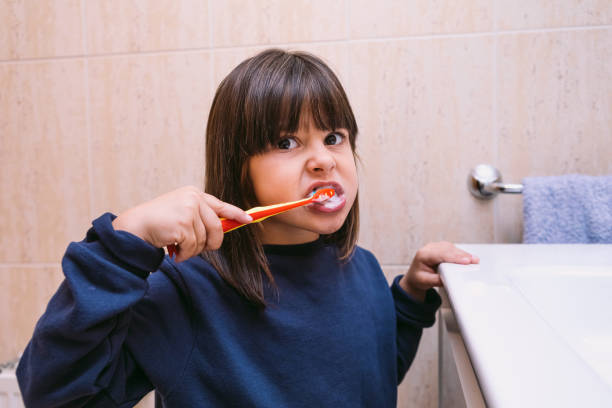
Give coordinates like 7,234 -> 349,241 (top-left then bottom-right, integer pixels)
391,275 -> 442,384
16,213 -> 165,408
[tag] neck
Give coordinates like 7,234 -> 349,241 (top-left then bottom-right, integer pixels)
256,224 -> 319,245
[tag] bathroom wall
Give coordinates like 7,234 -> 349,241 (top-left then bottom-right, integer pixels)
1,1 -> 611,406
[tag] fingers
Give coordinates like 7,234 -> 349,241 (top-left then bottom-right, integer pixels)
199,201 -> 223,250
202,193 -> 252,224
175,227 -> 198,263
192,211 -> 208,253
404,241 -> 478,293
416,242 -> 479,267
171,187 -> 253,262
415,271 -> 442,288
175,195 -> 227,259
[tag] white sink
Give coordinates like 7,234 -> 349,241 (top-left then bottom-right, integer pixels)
439,244 -> 612,408
510,264 -> 612,388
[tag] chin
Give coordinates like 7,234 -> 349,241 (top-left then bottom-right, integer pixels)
311,217 -> 347,235
316,226 -> 340,235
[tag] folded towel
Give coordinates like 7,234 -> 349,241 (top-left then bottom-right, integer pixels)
522,174 -> 612,243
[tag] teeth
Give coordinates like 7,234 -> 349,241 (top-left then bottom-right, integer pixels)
322,194 -> 342,208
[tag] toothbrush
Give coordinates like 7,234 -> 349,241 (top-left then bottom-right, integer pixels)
167,187 -> 335,258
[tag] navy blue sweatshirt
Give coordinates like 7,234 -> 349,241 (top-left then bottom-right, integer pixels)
17,213 -> 441,407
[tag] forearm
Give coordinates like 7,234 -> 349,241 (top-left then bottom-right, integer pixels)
392,276 -> 442,383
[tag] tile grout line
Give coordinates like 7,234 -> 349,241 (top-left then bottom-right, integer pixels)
1,24 -> 612,65
345,0 -> 351,111
0,264 -> 61,269
80,0 -> 95,221
493,0 -> 500,243
207,0 -> 215,186
208,0 -> 214,87
345,0 -> 350,41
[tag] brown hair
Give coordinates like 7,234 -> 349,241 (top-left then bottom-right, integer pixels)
202,49 -> 359,308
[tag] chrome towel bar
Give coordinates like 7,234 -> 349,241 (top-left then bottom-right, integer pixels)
468,164 -> 523,199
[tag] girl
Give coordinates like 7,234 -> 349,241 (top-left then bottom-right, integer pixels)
17,49 -> 478,407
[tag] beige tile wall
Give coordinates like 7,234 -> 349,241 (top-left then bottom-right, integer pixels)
1,1 -> 611,407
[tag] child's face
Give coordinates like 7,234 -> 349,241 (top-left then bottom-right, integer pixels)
248,115 -> 358,245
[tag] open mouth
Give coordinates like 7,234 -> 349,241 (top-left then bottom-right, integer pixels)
305,183 -> 346,213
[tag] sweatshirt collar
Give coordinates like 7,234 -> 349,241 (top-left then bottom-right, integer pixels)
263,237 -> 327,256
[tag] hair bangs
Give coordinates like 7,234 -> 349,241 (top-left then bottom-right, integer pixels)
241,50 -> 358,155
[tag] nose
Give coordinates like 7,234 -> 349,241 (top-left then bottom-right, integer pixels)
306,144 -> 336,174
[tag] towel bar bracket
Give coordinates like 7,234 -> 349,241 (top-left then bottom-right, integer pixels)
468,164 -> 523,200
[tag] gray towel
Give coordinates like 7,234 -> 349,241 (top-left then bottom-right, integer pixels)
522,174 -> 612,243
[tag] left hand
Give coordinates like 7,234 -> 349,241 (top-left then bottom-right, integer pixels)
399,241 -> 479,302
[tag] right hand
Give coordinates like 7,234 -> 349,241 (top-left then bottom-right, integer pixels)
112,186 -> 252,262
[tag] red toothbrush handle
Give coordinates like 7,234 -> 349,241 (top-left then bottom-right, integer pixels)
221,218 -> 244,232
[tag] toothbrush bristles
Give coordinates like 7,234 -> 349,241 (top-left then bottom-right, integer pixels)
312,188 -> 335,202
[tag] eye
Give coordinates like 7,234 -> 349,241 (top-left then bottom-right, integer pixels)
277,137 -> 298,150
324,132 -> 345,146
